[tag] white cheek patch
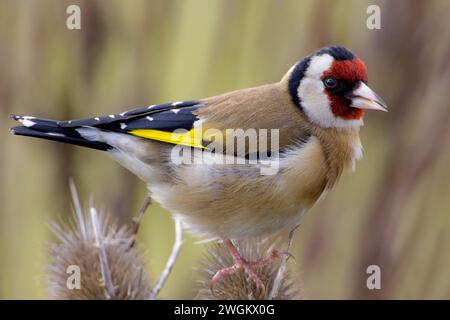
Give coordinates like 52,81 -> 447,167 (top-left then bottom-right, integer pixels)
298,54 -> 363,128
306,54 -> 334,79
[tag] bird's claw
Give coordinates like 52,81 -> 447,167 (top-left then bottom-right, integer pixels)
210,249 -> 292,294
273,250 -> 296,263
210,260 -> 266,295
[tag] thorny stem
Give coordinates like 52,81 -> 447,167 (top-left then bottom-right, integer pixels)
90,207 -> 116,299
268,224 -> 300,300
149,217 -> 183,300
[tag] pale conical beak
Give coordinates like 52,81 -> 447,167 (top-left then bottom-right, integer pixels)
346,82 -> 388,112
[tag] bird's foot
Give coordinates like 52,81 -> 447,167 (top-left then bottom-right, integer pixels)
210,255 -> 266,293
210,240 -> 287,294
246,249 -> 293,268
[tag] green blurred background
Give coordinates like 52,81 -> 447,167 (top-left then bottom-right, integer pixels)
1,0 -> 449,299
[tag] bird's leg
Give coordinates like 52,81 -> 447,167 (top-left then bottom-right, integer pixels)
268,224 -> 300,299
129,195 -> 152,248
246,249 -> 293,268
211,239 -> 281,293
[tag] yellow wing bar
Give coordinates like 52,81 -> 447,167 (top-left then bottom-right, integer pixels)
129,129 -> 206,149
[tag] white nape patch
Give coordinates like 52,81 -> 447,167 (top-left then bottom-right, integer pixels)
19,119 -> 36,127
147,105 -> 156,109
297,54 -> 363,129
108,115 -> 115,118
171,109 -> 180,114
120,123 -> 127,130
94,117 -> 100,121
286,64 -> 296,75
47,132 -> 65,137
172,101 -> 183,106
146,116 -> 154,121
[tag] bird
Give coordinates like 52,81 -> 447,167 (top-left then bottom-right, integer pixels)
10,45 -> 387,292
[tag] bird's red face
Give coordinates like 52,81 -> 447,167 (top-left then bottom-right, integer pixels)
289,46 -> 387,128
321,58 -> 368,120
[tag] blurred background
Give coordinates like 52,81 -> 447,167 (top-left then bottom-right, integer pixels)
1,0 -> 449,299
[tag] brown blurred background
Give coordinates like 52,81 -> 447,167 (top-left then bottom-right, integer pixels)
1,0 -> 449,299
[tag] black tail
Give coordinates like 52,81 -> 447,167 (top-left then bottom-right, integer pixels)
10,115 -> 111,151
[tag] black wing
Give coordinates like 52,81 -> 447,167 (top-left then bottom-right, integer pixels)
58,100 -> 203,132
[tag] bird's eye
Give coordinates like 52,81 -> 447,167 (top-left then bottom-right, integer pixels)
323,77 -> 338,89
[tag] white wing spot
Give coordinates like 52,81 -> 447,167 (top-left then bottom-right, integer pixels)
171,109 -> 180,114
109,115 -> 115,118
94,117 -> 100,121
20,119 -> 36,127
172,101 -> 183,106
68,120 -> 72,124
119,112 -> 126,116
47,132 -> 65,137
147,105 -> 156,109
120,123 -> 127,130
146,116 -> 154,121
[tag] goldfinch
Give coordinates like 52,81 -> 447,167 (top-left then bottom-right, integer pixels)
10,46 -> 387,291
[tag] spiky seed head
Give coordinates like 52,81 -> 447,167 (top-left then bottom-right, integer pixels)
195,238 -> 301,300
46,209 -> 152,300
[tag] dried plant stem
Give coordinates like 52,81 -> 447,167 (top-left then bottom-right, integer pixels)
130,196 -> 152,248
268,224 -> 299,300
69,178 -> 87,239
90,207 -> 116,299
149,217 -> 183,299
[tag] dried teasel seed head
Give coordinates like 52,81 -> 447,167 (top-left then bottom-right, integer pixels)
46,184 -> 152,299
196,238 -> 301,300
